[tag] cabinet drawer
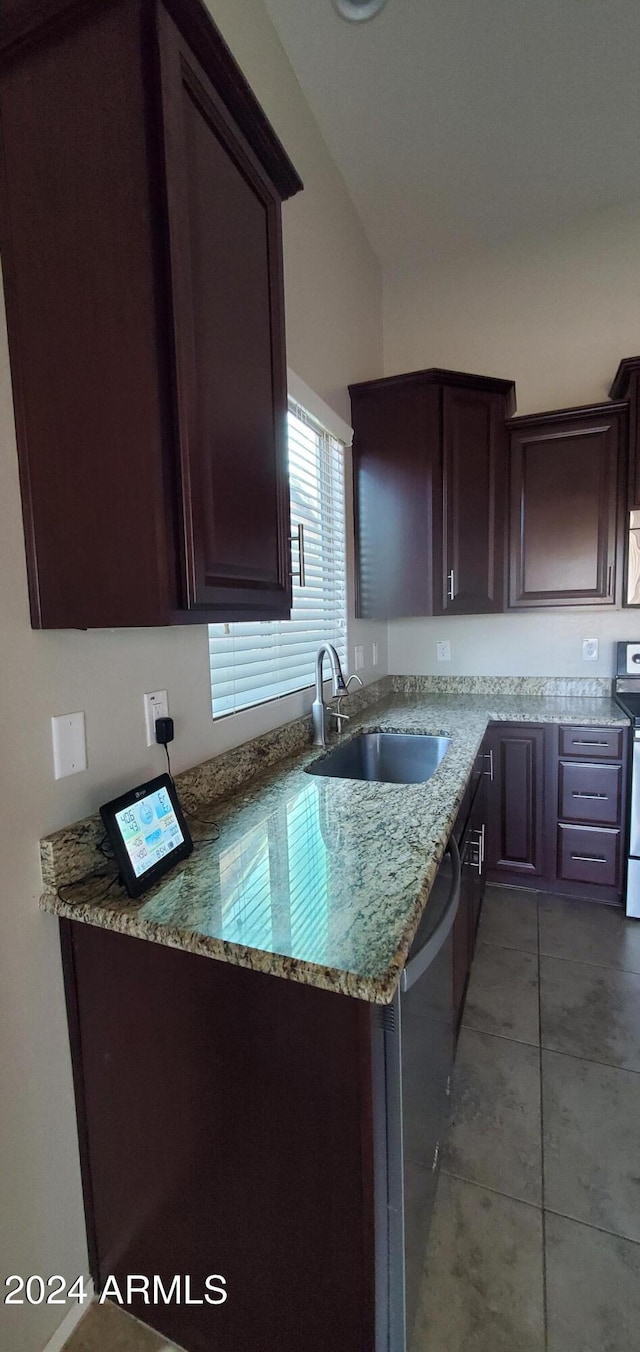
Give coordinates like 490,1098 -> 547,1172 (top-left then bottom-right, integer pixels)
558,824 -> 620,888
558,761 -> 622,826
559,726 -> 623,760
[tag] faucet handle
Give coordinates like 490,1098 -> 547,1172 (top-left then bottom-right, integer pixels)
329,705 -> 349,730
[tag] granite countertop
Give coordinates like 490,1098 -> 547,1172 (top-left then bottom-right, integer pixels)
41,692 -> 627,1000
40,687 -> 628,1004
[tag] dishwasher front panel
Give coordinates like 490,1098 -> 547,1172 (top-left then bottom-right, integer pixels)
378,853 -> 456,1352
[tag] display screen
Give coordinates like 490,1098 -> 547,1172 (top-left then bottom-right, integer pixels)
114,784 -> 185,879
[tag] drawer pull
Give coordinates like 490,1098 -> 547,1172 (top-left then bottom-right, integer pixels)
572,791 -> 608,801
572,740 -> 609,747
571,853 -> 607,864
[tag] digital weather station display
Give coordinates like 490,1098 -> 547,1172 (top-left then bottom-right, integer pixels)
115,785 -> 185,879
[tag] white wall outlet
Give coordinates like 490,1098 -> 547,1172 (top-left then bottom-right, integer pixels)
582,638 -> 599,662
354,645 -> 364,673
51,711 -> 87,779
144,690 -> 169,747
436,640 -> 451,662
372,641 -> 379,667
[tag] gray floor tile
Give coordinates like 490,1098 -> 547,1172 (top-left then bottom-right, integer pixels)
411,1174 -> 544,1352
539,894 -> 640,974
543,1049 -> 640,1243
541,954 -> 640,1071
477,885 -> 539,955
443,1027 -> 542,1205
63,1300 -> 180,1351
545,1211 -> 640,1352
463,943 -> 540,1045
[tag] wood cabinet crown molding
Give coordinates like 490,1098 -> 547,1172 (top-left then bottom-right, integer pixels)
609,356 -> 640,402
0,0 -> 303,200
350,366 -> 517,416
507,398 -> 628,429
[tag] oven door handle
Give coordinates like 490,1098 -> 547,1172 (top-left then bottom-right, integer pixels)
401,837 -> 461,993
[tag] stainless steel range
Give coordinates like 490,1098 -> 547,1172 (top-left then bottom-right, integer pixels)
614,642 -> 640,917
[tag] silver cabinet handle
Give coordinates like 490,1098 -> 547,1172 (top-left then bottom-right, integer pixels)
572,792 -> 607,800
571,853 -> 607,864
290,522 -> 306,587
608,563 -> 613,595
484,750 -> 494,781
447,569 -> 455,601
572,740 -> 609,747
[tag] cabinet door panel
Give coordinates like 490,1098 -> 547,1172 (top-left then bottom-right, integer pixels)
352,382 -> 440,619
509,409 -> 623,608
485,725 -> 545,879
159,11 -> 291,618
441,387 -> 506,614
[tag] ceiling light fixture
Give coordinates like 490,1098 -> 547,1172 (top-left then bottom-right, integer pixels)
332,0 -> 389,22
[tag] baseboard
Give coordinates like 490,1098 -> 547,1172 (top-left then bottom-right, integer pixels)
42,1280 -> 94,1352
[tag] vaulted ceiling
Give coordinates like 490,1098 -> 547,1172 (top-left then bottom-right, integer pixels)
264,0 -> 640,266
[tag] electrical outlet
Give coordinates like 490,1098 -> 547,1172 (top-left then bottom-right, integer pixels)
144,690 -> 169,747
372,642 -> 379,667
354,645 -> 364,673
582,638 -> 599,662
436,640 -> 451,662
51,711 -> 87,779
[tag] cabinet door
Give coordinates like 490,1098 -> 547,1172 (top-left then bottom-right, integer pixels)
351,380 -> 441,619
158,10 -> 292,619
440,386 -> 507,614
485,724 -> 546,880
509,407 -> 623,608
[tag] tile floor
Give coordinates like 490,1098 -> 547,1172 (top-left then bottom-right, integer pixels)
412,885 -> 640,1352
63,886 -> 640,1352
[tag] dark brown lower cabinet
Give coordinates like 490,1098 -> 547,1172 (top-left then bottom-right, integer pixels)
484,724 -> 546,881
485,722 -> 628,903
61,922 -> 376,1352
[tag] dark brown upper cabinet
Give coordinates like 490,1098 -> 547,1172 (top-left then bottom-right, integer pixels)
349,369 -> 515,621
610,356 -> 640,509
507,402 -> 626,609
0,0 -> 302,628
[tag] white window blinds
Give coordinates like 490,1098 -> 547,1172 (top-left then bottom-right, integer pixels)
209,399 -> 347,718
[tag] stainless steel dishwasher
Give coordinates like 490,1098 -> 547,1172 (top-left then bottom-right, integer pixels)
371,837 -> 461,1352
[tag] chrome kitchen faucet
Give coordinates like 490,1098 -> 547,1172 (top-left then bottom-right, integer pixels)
311,644 -> 362,747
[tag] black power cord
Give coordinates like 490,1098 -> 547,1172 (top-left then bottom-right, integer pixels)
155,715 -> 220,847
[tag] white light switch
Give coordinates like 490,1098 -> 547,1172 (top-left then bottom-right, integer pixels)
354,645 -> 364,673
144,690 -> 169,747
372,642 -> 379,667
582,638 -> 599,662
51,712 -> 87,779
436,640 -> 451,662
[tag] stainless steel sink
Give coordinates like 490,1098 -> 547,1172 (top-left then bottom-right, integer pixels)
306,731 -> 451,784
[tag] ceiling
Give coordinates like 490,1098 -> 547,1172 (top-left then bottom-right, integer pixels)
264,0 -> 640,267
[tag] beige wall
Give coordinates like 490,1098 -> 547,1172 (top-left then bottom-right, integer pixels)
0,3 -> 383,1347
384,201 -> 640,678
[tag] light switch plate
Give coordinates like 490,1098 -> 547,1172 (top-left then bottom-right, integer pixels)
582,638 -> 599,662
354,645 -> 364,672
144,690 -> 169,747
372,642 -> 379,667
436,640 -> 451,662
52,711 -> 87,779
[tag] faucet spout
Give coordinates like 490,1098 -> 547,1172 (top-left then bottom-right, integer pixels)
312,644 -> 349,747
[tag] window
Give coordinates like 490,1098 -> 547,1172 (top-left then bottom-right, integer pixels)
209,390 -> 348,718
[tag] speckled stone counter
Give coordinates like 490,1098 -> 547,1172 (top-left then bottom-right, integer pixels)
40,686 -> 628,1004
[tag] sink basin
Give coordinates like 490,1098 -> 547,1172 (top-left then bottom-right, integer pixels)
306,731 -> 451,784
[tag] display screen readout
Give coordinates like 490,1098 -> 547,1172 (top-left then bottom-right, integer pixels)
115,785 -> 185,879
